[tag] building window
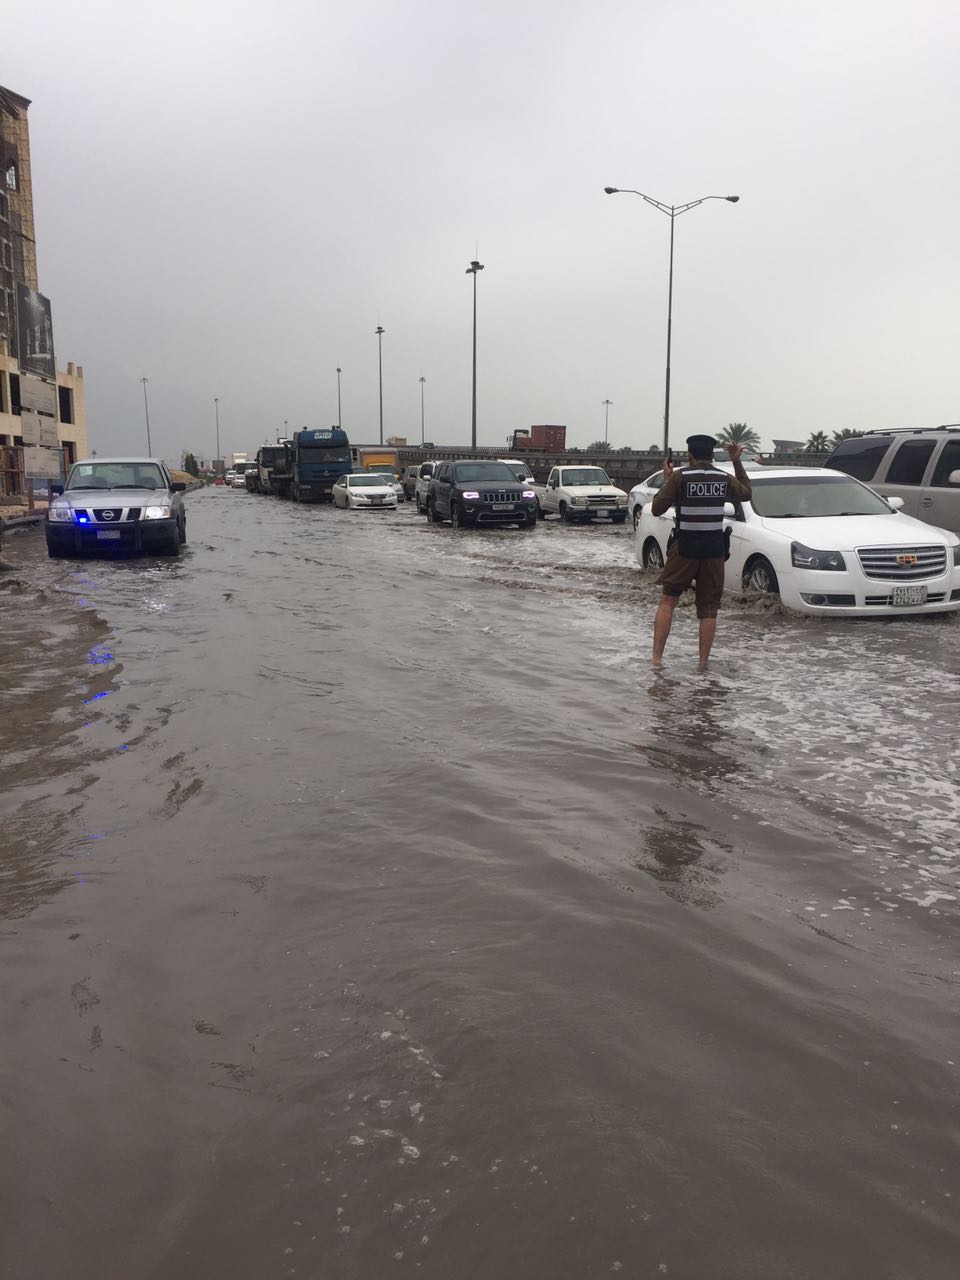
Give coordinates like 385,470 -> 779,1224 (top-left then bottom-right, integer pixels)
4,163 -> 16,191
10,372 -> 20,414
58,384 -> 74,424
0,369 -> 5,413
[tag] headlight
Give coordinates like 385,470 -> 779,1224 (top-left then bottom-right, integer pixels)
791,541 -> 846,571
522,490 -> 536,499
616,496 -> 628,505
143,505 -> 171,520
952,543 -> 960,567
569,496 -> 585,505
461,491 -> 480,500
48,506 -> 73,522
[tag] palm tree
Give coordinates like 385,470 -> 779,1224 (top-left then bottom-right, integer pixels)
717,422 -> 761,450
586,440 -> 609,452
804,431 -> 830,453
830,428 -> 862,446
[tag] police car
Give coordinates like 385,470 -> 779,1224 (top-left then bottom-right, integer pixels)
635,467 -> 960,617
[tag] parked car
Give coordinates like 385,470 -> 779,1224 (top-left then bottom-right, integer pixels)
414,461 -> 441,513
498,458 -> 537,484
331,474 -> 398,509
402,464 -> 423,500
532,465 -> 628,523
45,457 -> 187,558
627,457 -> 764,529
634,466 -> 960,617
824,426 -> 960,534
369,472 -> 405,502
425,460 -> 538,529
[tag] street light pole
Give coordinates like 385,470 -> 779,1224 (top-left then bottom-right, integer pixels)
140,377 -> 152,455
602,399 -> 613,445
419,376 -> 426,444
603,187 -> 739,455
336,367 -> 342,430
214,397 -> 221,469
375,327 -> 385,446
465,259 -> 484,449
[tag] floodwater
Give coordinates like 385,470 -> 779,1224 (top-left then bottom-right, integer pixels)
2,490 -> 959,1280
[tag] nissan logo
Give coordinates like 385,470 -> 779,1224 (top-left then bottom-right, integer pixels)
101,510 -> 117,520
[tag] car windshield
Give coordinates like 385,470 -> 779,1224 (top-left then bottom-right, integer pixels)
349,475 -> 389,487
561,468 -> 611,485
67,462 -> 166,490
748,474 -> 893,518
453,463 -> 518,482
300,446 -> 350,462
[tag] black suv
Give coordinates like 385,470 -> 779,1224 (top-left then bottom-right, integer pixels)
426,460 -> 538,529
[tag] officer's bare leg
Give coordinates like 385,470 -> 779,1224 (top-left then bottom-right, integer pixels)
652,594 -> 680,666
698,614 -> 718,666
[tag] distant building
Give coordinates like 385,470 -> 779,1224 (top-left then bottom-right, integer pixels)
386,435 -> 407,446
772,439 -> 804,454
0,84 -> 87,496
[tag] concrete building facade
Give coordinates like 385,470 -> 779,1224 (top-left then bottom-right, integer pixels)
0,83 -> 88,497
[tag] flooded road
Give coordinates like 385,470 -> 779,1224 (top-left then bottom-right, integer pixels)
2,489 -> 959,1280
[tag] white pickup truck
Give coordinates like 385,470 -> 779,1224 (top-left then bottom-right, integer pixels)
533,465 -> 629,523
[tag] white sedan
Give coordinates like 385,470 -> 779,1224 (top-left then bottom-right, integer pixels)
368,473 -> 405,502
635,467 -> 960,617
332,474 -> 398,509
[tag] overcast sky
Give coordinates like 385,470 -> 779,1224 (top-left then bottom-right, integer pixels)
6,0 -> 959,459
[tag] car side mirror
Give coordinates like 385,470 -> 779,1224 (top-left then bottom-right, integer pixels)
171,482 -> 186,492
948,470 -> 960,485
50,483 -> 64,496
887,495 -> 904,510
723,502 -> 736,517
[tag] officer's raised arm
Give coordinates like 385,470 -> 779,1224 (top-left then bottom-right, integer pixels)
726,442 -> 753,501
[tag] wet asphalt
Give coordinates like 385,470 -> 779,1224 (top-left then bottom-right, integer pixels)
1,488 -> 959,1280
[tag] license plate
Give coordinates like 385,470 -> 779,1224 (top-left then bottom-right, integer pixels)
492,503 -> 515,511
594,508 -> 613,516
891,584 -> 927,607
96,530 -> 122,540
371,497 -> 383,504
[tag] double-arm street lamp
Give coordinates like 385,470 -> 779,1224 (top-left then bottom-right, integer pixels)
604,187 -> 739,456
375,327 -> 385,446
466,259 -> 484,449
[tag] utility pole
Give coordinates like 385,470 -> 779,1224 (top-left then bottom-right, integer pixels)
466,259 -> 484,449
214,397 -> 221,469
419,376 -> 426,444
603,399 -> 613,445
141,377 -> 152,455
336,367 -> 342,430
375,327 -> 385,446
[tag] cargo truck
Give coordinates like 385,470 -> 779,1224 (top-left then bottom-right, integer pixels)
350,445 -> 400,477
273,428 -> 351,502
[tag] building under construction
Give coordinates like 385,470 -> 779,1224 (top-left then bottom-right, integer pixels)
0,83 -> 87,499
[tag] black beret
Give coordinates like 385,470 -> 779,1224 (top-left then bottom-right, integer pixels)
686,434 -> 717,457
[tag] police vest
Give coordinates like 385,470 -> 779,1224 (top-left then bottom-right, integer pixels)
675,468 -> 730,558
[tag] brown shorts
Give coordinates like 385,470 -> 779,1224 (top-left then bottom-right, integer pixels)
658,544 -> 725,617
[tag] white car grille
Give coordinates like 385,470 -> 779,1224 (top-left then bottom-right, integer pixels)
857,545 -> 946,581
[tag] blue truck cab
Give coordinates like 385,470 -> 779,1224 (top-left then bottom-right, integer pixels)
276,428 -> 351,503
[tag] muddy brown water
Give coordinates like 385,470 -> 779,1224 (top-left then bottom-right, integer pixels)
2,491 -> 959,1280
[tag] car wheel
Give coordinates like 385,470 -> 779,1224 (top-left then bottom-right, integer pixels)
451,502 -> 464,529
536,500 -> 545,520
180,516 -> 188,545
559,502 -> 573,523
415,494 -> 423,513
160,523 -> 182,556
643,539 -> 665,572
745,556 -> 780,595
521,515 -> 537,529
47,543 -> 71,559
612,512 -> 627,524
632,506 -> 643,530
429,499 -> 442,524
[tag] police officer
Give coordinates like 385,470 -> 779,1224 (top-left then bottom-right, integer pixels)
650,434 -> 753,667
